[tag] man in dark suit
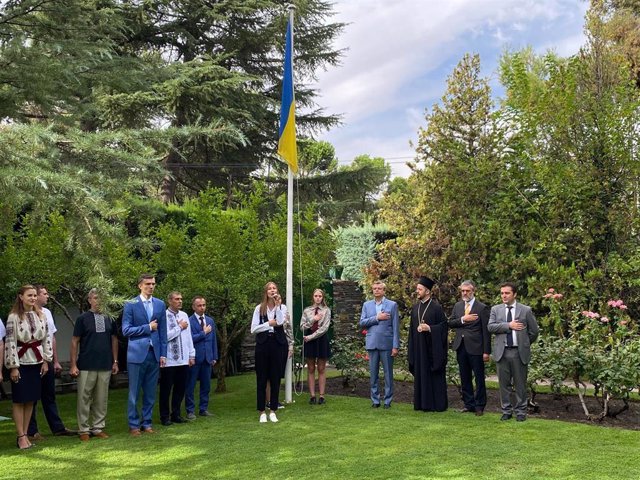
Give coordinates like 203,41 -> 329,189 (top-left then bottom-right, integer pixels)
359,280 -> 400,408
448,280 -> 490,416
185,295 -> 218,420
487,282 -> 539,422
122,274 -> 167,435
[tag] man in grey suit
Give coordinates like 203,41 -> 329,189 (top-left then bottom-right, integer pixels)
448,280 -> 490,416
487,282 -> 539,421
359,280 -> 400,408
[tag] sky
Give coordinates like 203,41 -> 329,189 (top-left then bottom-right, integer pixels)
311,0 -> 590,177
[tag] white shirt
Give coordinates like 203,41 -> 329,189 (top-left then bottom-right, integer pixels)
42,307 -> 56,343
0,317 -> 6,340
505,303 -> 518,347
165,309 -> 195,367
250,304 -> 287,334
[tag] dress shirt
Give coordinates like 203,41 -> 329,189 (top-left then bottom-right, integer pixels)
250,304 -> 287,334
505,303 -> 518,346
0,317 -> 5,340
461,297 -> 475,324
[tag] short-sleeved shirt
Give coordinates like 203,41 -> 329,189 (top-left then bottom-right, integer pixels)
73,311 -> 117,371
42,307 -> 56,343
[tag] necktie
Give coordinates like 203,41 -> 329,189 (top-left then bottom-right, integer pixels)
145,300 -> 153,321
506,306 -> 514,347
464,302 -> 471,316
312,307 -> 319,333
199,316 -> 205,330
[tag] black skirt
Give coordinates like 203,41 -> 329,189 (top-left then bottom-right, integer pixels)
10,363 -> 42,403
304,334 -> 331,360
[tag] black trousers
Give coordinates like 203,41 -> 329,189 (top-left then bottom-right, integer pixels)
159,364 -> 189,421
28,361 -> 65,435
255,335 -> 283,412
456,340 -> 487,411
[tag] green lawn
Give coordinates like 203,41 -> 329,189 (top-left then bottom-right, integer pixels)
0,374 -> 638,479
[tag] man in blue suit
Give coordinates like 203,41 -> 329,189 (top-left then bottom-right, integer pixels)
122,274 -> 167,435
185,295 -> 218,419
359,280 -> 400,408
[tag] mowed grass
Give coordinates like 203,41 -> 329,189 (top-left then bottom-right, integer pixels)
0,373 -> 638,480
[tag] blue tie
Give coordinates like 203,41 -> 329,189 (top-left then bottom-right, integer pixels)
145,300 -> 153,321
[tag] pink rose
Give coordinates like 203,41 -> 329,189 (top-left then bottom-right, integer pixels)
553,293 -> 563,299
620,320 -> 628,326
361,329 -> 367,335
364,354 -> 370,361
547,288 -> 555,293
600,316 -> 610,323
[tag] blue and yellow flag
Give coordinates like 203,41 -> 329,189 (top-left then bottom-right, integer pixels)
278,20 -> 298,173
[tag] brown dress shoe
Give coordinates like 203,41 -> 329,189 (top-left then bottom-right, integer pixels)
129,428 -> 141,436
92,432 -> 109,439
141,427 -> 156,434
79,433 -> 90,442
28,433 -> 46,442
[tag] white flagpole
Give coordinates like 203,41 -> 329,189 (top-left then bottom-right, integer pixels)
284,4 -> 295,405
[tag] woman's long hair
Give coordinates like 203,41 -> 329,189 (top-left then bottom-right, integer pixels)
259,281 -> 278,316
10,284 -> 41,319
311,288 -> 328,308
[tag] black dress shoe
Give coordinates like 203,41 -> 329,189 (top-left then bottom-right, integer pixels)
53,428 -> 77,437
171,416 -> 187,424
475,410 -> 484,416
383,404 -> 391,409
309,396 -> 317,405
516,415 -> 526,422
500,414 -> 512,421
161,419 -> 173,426
318,397 -> 326,405
371,403 -> 380,408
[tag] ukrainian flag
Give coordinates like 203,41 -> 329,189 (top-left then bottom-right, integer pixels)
278,19 -> 298,173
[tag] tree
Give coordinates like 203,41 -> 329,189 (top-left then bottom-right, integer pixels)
152,189 -> 334,392
101,0 -> 345,203
374,53 -> 505,306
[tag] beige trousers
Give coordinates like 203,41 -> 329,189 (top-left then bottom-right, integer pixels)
77,370 -> 111,434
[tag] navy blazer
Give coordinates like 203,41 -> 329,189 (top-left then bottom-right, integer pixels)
359,297 -> 400,351
189,313 -> 218,364
122,296 -> 167,363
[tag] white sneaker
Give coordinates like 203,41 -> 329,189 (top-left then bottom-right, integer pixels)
259,413 -> 268,423
268,412 -> 278,423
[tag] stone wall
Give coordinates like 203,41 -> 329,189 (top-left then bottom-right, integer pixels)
331,280 -> 364,338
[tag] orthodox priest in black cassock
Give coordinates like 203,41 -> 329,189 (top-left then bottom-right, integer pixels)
408,276 -> 449,412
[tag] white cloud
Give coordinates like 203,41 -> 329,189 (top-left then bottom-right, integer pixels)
309,0 -> 588,177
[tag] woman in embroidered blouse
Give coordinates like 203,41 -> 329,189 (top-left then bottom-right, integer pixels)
250,281 -> 288,423
4,285 -> 53,449
300,289 -> 331,405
